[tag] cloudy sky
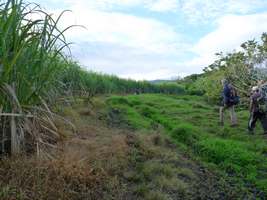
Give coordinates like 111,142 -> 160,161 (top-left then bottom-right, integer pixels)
34,0 -> 267,80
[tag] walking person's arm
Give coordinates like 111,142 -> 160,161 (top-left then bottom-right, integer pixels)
249,97 -> 253,113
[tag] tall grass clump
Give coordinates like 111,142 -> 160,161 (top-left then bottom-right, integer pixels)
0,0 -> 72,155
171,124 -> 199,146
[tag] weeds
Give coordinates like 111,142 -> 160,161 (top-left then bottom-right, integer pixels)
107,94 -> 267,197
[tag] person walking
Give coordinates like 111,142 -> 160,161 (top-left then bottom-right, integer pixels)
248,86 -> 267,134
219,79 -> 238,126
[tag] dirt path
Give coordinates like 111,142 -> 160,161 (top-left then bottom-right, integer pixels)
55,104 -> 240,200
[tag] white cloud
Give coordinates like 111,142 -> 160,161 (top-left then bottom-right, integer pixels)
34,0 -> 267,80
180,0 -> 267,23
121,68 -> 172,80
146,0 -> 178,12
55,5 -> 183,54
70,41 -> 185,80
38,0 -> 179,13
187,12 -> 267,71
64,0 -> 143,10
33,0 -> 190,80
194,13 -> 267,55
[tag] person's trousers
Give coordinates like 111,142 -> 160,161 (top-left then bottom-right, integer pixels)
219,105 -> 237,125
248,111 -> 267,134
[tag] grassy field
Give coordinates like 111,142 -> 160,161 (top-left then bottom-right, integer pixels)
106,94 -> 267,199
1,93 -> 267,199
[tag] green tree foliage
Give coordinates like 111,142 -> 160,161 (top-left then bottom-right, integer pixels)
177,74 -> 205,96
186,33 -> 267,103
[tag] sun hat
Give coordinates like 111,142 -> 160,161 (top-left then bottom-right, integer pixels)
252,86 -> 259,91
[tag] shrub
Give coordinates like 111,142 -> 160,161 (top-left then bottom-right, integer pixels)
171,124 -> 199,145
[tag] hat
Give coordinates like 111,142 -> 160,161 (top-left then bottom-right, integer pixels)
252,86 -> 259,91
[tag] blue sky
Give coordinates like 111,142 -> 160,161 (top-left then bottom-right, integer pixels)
34,0 -> 267,80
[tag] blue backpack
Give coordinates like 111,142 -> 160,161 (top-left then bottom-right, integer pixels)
229,86 -> 240,105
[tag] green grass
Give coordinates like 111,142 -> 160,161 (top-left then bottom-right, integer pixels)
106,93 -> 267,196
171,124 -> 200,146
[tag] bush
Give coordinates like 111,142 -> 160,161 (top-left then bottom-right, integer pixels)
171,124 -> 199,145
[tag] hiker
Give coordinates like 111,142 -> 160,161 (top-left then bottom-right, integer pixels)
219,79 -> 238,126
248,86 -> 267,134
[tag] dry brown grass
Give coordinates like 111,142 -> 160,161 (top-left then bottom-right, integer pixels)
0,103 -> 133,200
0,155 -> 106,200
0,100 -> 238,200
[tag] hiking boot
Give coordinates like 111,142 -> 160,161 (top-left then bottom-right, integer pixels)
230,123 -> 238,127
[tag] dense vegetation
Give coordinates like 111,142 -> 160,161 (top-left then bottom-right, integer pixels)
60,61 -> 185,98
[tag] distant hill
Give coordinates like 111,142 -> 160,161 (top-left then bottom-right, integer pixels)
149,79 -> 177,84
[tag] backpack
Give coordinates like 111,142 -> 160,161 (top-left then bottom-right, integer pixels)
258,85 -> 267,113
229,86 -> 240,105
232,95 -> 240,105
